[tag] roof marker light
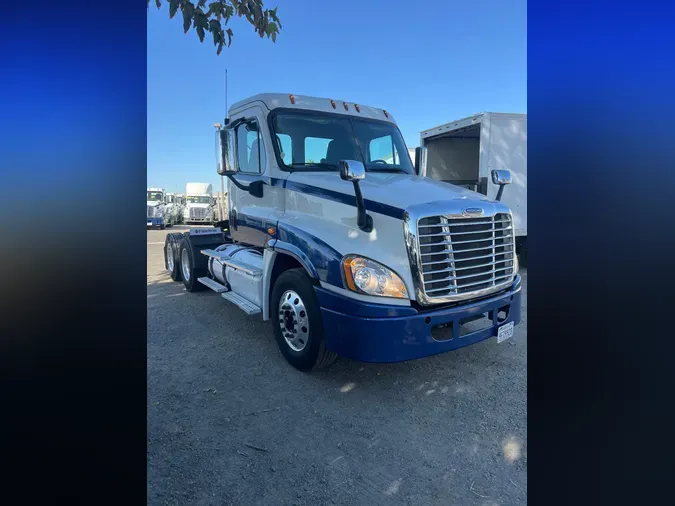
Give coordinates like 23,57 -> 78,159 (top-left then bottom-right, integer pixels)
383,109 -> 389,118
354,104 -> 360,113
343,102 -> 349,111
330,99 -> 336,109
289,94 -> 296,104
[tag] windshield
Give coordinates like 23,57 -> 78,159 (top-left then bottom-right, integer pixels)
147,191 -> 163,201
271,111 -> 414,174
187,196 -> 211,204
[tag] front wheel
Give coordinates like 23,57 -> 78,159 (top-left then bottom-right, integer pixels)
270,268 -> 337,371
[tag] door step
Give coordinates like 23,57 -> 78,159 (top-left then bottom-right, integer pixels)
201,249 -> 262,276
197,277 -> 229,293
221,291 -> 261,315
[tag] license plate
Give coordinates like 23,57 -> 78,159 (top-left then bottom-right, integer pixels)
147,221 -> 152,226
497,321 -> 514,343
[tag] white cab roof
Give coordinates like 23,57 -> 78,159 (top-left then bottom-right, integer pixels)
147,187 -> 164,192
229,93 -> 397,124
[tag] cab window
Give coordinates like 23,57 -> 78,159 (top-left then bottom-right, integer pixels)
236,120 -> 265,174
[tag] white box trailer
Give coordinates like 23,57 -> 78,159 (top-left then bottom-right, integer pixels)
418,112 -> 527,251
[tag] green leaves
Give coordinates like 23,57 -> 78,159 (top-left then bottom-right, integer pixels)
168,0 -> 179,19
152,0 -> 281,55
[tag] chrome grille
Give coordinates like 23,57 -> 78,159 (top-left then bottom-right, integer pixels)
189,207 -> 207,218
147,205 -> 156,217
417,213 -> 515,299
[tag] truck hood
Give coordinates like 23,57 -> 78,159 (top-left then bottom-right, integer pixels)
186,203 -> 211,209
287,172 -> 492,212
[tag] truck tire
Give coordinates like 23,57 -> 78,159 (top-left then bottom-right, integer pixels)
164,233 -> 183,281
179,237 -> 206,292
271,268 -> 338,371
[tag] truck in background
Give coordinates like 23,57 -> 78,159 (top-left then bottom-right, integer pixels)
213,190 -> 228,224
163,93 -> 522,372
175,194 -> 186,223
417,113 -> 527,258
184,182 -> 215,224
164,192 -> 181,226
147,187 -> 169,229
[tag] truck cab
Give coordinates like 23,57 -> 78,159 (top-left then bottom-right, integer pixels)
147,187 -> 167,229
184,182 -> 215,224
165,93 -> 521,372
164,192 -> 180,227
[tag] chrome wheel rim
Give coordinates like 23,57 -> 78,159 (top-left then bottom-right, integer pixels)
166,241 -> 174,272
278,290 -> 309,352
181,248 -> 191,281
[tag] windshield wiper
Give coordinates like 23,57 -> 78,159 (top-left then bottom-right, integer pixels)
289,162 -> 338,170
366,167 -> 407,173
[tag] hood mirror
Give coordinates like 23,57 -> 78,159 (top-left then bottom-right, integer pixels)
491,169 -> 512,201
339,160 -> 372,233
339,159 -> 366,181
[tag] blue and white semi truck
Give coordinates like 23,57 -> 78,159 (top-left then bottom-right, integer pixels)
164,93 -> 521,371
147,187 -> 168,229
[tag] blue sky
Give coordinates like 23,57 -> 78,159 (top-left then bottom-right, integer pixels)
147,0 -> 526,192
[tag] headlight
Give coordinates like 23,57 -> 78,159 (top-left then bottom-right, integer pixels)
342,255 -> 408,299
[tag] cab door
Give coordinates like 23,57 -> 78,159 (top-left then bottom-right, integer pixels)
228,105 -> 281,247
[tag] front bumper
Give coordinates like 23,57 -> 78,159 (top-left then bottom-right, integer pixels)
147,217 -> 164,226
316,275 -> 522,363
185,217 -> 212,222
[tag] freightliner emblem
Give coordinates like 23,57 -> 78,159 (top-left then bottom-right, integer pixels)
462,208 -> 484,216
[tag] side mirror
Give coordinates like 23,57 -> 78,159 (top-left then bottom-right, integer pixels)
491,169 -> 512,201
339,160 -> 366,181
216,128 -> 236,176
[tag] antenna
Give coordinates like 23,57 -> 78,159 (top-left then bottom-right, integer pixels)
224,69 -> 229,125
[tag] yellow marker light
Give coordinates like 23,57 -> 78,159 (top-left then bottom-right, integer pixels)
289,94 -> 296,104
267,226 -> 276,236
354,104 -> 360,113
330,99 -> 336,109
343,102 -> 349,111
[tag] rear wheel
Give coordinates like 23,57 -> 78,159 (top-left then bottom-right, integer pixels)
271,268 -> 337,371
164,233 -> 183,281
179,237 -> 206,292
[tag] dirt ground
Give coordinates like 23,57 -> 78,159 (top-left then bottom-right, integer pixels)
147,225 -> 527,505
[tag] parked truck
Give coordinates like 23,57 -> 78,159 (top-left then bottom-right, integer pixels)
175,193 -> 186,223
163,93 -> 521,372
164,192 -> 181,227
417,112 -> 527,257
147,187 -> 168,229
184,182 -> 215,224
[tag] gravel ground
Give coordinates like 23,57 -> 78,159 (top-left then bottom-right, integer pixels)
147,225 -> 527,505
